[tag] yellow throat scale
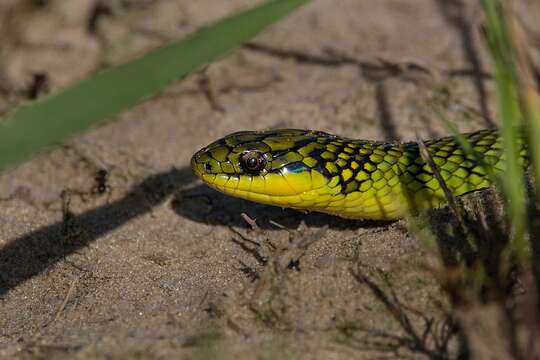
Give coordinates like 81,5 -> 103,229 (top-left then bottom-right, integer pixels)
191,129 -> 525,220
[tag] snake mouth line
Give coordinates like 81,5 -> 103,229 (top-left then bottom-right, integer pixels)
198,172 -> 327,197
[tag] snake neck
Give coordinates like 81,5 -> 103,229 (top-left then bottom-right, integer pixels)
282,128 -> 526,220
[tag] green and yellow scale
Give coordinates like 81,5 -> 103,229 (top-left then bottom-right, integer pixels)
191,129 -> 527,220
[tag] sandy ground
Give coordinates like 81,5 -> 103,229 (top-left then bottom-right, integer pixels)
1,0 -> 540,359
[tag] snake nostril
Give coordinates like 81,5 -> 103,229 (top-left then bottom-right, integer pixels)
204,162 -> 212,173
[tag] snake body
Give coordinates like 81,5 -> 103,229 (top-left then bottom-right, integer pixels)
191,129 -> 527,220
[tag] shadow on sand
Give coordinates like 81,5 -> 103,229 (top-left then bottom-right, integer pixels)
0,165 -> 389,297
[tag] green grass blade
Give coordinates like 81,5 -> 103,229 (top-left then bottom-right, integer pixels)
505,4 -> 540,293
484,0 -> 528,262
0,0 -> 309,172
482,0 -> 528,264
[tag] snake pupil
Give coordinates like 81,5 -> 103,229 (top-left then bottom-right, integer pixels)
247,157 -> 258,168
204,162 -> 212,172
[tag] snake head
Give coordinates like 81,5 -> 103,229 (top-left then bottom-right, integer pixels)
191,129 -> 335,208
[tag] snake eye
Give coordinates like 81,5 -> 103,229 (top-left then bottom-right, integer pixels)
240,151 -> 266,173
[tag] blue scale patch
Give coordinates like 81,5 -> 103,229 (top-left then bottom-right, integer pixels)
283,162 -> 309,174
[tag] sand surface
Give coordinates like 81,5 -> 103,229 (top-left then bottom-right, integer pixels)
1,1 -> 539,359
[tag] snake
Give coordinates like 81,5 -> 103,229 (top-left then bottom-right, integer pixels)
191,128 -> 527,220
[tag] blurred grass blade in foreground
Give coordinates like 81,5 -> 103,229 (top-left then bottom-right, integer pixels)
482,0 -> 528,264
0,0 -> 308,173
506,7 -> 540,202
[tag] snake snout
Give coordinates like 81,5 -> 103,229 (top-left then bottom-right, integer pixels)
191,143 -> 225,182
190,149 -> 206,178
